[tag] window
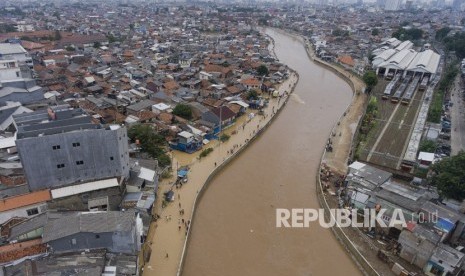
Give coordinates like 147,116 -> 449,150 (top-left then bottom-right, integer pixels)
57,163 -> 65,168
52,145 -> 61,150
26,208 -> 39,216
72,142 -> 80,147
110,156 -> 114,161
95,234 -> 100,239
71,238 -> 76,245
16,72 -> 20,77
76,160 -> 84,165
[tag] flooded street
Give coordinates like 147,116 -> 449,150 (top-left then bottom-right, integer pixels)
182,29 -> 361,276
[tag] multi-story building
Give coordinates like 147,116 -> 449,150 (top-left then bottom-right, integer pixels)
13,105 -> 130,191
0,43 -> 33,69
384,0 -> 402,10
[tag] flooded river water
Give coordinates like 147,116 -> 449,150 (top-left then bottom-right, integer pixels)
182,29 -> 361,276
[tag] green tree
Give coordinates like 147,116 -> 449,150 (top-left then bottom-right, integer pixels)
54,30 -> 62,41
392,27 -> 423,41
435,27 -> 451,41
128,124 -> 171,167
219,134 -> 230,142
419,140 -> 437,152
444,32 -> 465,59
363,71 -> 378,90
431,151 -> 465,200
247,89 -> 259,100
65,45 -> 75,51
107,34 -> 117,43
371,29 -> 380,36
257,64 -> 269,76
172,104 -> 192,120
93,42 -> 101,48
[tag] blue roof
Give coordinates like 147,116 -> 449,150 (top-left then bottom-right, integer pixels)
178,169 -> 188,178
436,218 -> 455,233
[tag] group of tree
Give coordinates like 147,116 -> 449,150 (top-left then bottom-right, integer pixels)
431,151 -> 465,201
392,27 -> 423,41
172,104 -> 193,120
332,28 -> 349,37
0,24 -> 17,34
444,32 -> 465,59
128,124 -> 171,167
435,27 -> 452,41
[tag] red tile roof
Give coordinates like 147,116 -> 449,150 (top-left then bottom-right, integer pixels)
0,190 -> 51,212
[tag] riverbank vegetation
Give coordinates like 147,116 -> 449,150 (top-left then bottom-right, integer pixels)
199,148 -> 214,158
219,134 -> 230,142
354,96 -> 378,160
427,65 -> 459,123
362,71 -> 378,92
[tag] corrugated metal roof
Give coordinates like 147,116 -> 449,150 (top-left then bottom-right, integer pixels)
51,178 -> 118,199
0,43 -> 27,55
42,211 -> 135,243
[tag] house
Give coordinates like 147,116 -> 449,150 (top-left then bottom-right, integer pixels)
241,78 -> 261,90
169,131 -> 203,153
199,71 -> 212,80
42,211 -> 142,254
201,106 -> 236,130
0,189 -> 51,225
0,101 -> 33,131
398,223 -> 441,269
424,243 -> 465,276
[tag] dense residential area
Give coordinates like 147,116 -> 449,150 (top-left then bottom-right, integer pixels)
0,0 -> 464,276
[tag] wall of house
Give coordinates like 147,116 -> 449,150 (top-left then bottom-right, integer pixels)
0,202 -> 47,225
17,127 -> 130,191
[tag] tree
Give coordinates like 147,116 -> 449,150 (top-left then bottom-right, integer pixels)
247,89 -> 259,100
93,42 -> 101,48
54,30 -> 62,41
435,27 -> 451,41
419,140 -> 437,152
172,104 -> 192,120
431,151 -> 465,201
128,124 -> 171,167
65,45 -> 75,51
371,29 -> 380,36
392,27 -> 423,41
363,71 -> 378,90
257,64 -> 269,76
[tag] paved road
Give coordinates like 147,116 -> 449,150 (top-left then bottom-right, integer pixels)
451,75 -> 465,155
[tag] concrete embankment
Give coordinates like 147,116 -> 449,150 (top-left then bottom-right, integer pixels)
302,38 -> 380,276
173,33 -> 300,276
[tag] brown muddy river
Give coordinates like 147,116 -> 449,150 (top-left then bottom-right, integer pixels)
182,29 -> 361,276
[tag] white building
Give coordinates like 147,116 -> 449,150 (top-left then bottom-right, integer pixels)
0,43 -> 33,69
385,0 -> 402,10
0,59 -> 22,80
